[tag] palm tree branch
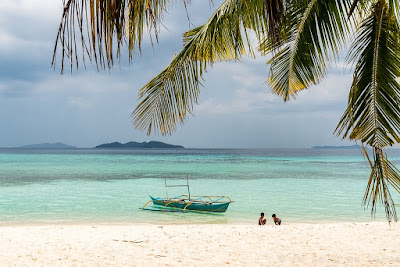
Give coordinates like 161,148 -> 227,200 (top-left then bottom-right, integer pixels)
336,1 -> 400,222
132,0 -> 268,135
265,0 -> 352,101
371,1 -> 384,147
288,0 -> 316,88
336,2 -> 400,147
362,148 -> 399,221
52,0 -> 176,73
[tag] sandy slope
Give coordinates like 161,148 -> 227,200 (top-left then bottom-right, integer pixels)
0,222 -> 399,266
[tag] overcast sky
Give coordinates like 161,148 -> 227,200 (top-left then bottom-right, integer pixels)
0,0 -> 355,148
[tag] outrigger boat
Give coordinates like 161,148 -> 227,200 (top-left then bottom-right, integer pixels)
141,176 -> 233,212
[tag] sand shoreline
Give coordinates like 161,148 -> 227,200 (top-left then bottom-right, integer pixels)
0,218 -> 390,227
1,222 -> 399,266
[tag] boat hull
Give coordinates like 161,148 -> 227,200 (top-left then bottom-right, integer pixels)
150,196 -> 230,212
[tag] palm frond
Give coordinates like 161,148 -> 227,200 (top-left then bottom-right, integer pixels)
132,0 -> 268,135
362,147 -> 400,221
264,0 -> 285,46
264,0 -> 352,101
348,0 -> 361,17
335,1 -> 400,221
336,1 -> 400,147
388,0 -> 400,26
348,0 -> 374,17
52,0 -> 174,73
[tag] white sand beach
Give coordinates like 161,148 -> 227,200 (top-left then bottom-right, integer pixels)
0,222 -> 399,266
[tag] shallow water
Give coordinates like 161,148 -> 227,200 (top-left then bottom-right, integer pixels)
1,148 -> 399,224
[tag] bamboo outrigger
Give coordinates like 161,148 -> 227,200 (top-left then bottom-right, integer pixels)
141,176 -> 233,213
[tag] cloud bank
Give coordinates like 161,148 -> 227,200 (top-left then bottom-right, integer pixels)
0,0 -> 354,148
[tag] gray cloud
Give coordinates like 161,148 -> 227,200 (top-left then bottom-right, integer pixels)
0,0 -> 355,148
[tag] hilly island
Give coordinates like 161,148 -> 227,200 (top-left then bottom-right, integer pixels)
95,141 -> 184,149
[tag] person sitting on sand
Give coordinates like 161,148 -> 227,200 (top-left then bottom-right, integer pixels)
259,212 -> 266,225
272,214 -> 282,225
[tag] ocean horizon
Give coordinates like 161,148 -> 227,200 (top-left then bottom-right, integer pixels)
1,148 -> 400,225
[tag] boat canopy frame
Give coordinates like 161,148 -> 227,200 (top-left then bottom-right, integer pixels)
164,175 -> 191,200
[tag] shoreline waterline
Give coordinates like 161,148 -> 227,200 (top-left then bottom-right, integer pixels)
0,219 -> 395,227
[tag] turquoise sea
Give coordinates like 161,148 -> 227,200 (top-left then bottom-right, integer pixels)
1,148 -> 400,225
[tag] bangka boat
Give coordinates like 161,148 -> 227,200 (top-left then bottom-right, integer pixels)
141,176 -> 233,213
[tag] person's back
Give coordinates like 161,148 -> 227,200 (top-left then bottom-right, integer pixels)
259,212 -> 266,225
272,214 -> 281,225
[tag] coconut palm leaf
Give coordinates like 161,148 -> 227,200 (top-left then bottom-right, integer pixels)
388,0 -> 400,25
336,2 -> 400,148
348,0 -> 361,17
132,0 -> 268,135
362,147 -> 400,221
335,1 -> 400,221
348,0 -> 374,17
264,0 -> 286,45
52,0 -> 174,73
264,0 -> 352,101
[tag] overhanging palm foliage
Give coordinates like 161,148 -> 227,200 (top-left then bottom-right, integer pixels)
262,0 -> 352,101
52,0 -> 172,72
133,0 -> 268,135
53,0 -> 400,221
335,1 -> 400,220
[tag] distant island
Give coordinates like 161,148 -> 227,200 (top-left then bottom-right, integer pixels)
15,142 -> 76,149
312,145 -> 360,149
95,141 -> 184,149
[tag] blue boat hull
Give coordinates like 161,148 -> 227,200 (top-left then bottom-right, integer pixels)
150,196 -> 230,212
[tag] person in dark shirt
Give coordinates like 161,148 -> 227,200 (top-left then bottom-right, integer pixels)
272,214 -> 282,225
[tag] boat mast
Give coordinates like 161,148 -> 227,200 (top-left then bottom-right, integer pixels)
165,177 -> 168,199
